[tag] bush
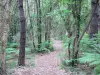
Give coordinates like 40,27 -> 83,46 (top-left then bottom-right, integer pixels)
78,33 -> 100,75
36,41 -> 54,53
7,42 -> 19,48
61,33 -> 100,74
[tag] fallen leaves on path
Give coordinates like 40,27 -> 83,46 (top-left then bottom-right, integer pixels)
10,40 -> 71,75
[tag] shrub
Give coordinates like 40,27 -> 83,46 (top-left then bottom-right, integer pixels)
7,43 -> 19,48
36,41 -> 54,53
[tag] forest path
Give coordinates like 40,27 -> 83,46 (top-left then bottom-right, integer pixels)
33,40 -> 69,75
13,40 -> 71,75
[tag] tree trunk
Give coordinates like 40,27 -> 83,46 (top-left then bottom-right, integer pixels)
26,0 -> 36,52
98,0 -> 100,29
45,8 -> 52,42
35,0 -> 42,49
89,0 -> 99,38
18,0 -> 26,66
0,0 -> 10,74
71,0 -> 82,66
45,1 -> 52,49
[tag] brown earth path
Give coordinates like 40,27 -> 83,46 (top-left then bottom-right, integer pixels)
12,40 -> 71,75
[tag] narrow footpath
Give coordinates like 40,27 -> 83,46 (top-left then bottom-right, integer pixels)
13,40 -> 71,75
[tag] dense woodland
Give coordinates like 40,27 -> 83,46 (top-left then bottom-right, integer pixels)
0,0 -> 100,75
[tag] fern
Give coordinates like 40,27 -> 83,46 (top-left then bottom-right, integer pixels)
94,65 -> 100,75
7,42 -> 19,48
78,33 -> 100,75
90,61 -> 100,66
6,48 -> 17,54
36,41 -> 54,53
6,55 -> 14,61
78,53 -> 100,64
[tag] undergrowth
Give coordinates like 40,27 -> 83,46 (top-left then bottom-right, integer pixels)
6,40 -> 54,68
79,33 -> 100,75
6,42 -> 35,68
60,33 -> 100,75
36,41 -> 54,53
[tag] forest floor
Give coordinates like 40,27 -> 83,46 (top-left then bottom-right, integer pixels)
10,40 -> 72,75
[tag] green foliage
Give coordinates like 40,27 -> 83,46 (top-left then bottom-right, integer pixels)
78,52 -> 100,75
6,0 -> 99,74
80,33 -> 100,52
78,53 -> 100,64
6,47 -> 19,61
25,47 -> 32,54
7,61 -> 17,68
6,48 -> 17,54
78,33 -> 100,75
6,44 -> 35,68
6,55 -> 14,60
60,0 -> 74,5
64,37 -> 73,48
36,41 -> 54,53
6,47 -> 32,61
61,32 -> 100,74
94,65 -> 100,75
7,43 -> 19,48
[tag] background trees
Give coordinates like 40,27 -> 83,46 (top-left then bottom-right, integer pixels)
0,0 -> 100,75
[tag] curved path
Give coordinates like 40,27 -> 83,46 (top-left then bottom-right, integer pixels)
13,40 -> 71,75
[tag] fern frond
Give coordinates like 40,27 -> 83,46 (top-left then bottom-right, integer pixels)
78,53 -> 100,64
90,60 -> 100,66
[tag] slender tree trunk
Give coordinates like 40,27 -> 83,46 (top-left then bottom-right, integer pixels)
45,17 -> 51,48
18,0 -> 26,66
45,1 -> 52,48
71,0 -> 82,66
26,0 -> 36,52
89,0 -> 99,38
35,0 -> 42,49
45,14 -> 51,43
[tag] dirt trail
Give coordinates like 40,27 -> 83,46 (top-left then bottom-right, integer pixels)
12,40 -> 71,75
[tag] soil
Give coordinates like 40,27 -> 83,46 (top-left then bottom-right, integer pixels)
9,40 -> 71,75
8,40 -> 94,75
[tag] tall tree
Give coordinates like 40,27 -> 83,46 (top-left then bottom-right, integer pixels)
35,0 -> 42,49
45,0 -> 52,48
71,0 -> 82,66
0,0 -> 10,74
26,0 -> 36,52
89,0 -> 99,38
18,0 -> 26,66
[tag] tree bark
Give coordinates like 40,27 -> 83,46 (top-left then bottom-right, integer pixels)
0,0 -> 10,74
89,0 -> 99,38
26,0 -> 36,52
45,3 -> 52,42
71,0 -> 82,66
18,0 -> 26,66
35,0 -> 42,49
